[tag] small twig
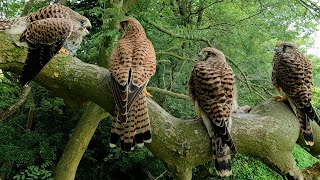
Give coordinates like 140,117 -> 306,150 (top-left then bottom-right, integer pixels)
26,90 -> 35,131
145,19 -> 213,47
156,51 -> 196,63
147,87 -> 191,101
155,170 -> 168,180
225,55 -> 252,92
0,85 -> 31,122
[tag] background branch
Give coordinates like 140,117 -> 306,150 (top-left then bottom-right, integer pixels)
145,19 -> 213,47
0,85 -> 31,122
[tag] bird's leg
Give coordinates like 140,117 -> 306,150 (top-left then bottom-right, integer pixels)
144,88 -> 152,97
58,47 -> 70,55
273,95 -> 286,102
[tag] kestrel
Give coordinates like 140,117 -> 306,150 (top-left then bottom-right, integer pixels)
189,47 -> 237,177
272,42 -> 320,146
108,17 -> 156,152
0,4 -> 91,86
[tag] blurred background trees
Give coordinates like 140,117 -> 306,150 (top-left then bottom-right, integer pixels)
1,0 -> 320,179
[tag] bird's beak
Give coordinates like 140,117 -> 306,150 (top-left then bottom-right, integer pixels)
274,46 -> 281,53
197,52 -> 204,60
84,21 -> 92,34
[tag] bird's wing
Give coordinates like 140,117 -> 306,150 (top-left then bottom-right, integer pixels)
192,61 -> 236,153
19,18 -> 72,86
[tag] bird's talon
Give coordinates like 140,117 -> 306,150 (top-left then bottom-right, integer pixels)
273,95 -> 286,102
144,88 -> 152,97
58,47 -> 69,55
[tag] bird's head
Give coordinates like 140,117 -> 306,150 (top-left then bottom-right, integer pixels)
119,17 -> 145,36
198,47 -> 226,62
69,10 -> 92,36
275,42 -> 298,53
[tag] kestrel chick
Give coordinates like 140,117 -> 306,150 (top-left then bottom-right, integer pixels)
189,47 -> 237,177
108,17 -> 156,152
0,4 -> 91,86
272,42 -> 320,146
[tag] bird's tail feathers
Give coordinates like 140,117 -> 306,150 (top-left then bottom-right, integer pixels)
110,93 -> 151,152
297,108 -> 314,146
302,102 -> 320,125
213,136 -> 233,177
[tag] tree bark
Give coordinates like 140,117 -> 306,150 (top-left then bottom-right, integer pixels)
1,32 -> 319,179
54,102 -> 109,180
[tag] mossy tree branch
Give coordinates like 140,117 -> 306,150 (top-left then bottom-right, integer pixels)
1,32 -> 319,179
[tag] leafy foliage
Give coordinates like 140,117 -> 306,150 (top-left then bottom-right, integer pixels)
13,161 -> 53,180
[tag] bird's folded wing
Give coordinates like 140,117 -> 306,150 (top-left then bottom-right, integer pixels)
19,18 -> 72,86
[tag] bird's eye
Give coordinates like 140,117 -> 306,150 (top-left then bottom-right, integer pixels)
120,22 -> 125,30
80,20 -> 84,24
207,52 -> 215,56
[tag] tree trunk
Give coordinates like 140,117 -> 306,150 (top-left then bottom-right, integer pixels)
54,102 -> 109,179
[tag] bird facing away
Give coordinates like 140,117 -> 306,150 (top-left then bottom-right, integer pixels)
0,4 -> 91,86
272,42 -> 320,146
108,17 -> 156,152
189,47 -> 237,177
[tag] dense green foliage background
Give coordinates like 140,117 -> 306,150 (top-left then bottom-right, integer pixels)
1,0 -> 320,179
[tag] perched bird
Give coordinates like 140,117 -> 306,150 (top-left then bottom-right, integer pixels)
108,17 -> 156,152
0,4 -> 91,86
189,47 -> 237,177
272,42 -> 320,146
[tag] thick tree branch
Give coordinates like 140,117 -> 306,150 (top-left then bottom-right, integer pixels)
1,32 -> 319,179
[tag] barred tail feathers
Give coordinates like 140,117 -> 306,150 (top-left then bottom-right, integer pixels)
288,98 -> 318,146
213,136 -> 232,177
298,106 -> 314,146
302,102 -> 320,126
109,93 -> 151,152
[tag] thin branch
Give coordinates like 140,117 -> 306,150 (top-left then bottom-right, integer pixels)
147,87 -> 191,101
145,19 -> 213,47
225,55 -> 252,92
0,85 -> 31,122
156,51 -> 196,63
26,91 -> 35,130
197,11 -> 262,30
185,0 -> 224,21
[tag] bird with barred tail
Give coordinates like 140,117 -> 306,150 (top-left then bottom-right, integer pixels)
272,42 -> 320,146
108,17 -> 156,152
0,4 -> 91,86
189,47 -> 237,177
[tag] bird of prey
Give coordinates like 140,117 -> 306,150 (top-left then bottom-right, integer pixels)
272,42 -> 320,146
0,4 -> 91,86
189,47 -> 237,177
108,17 -> 156,152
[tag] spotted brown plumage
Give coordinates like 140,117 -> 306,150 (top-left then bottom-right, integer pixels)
0,4 -> 91,86
272,42 -> 320,146
108,17 -> 156,152
189,47 -> 237,177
